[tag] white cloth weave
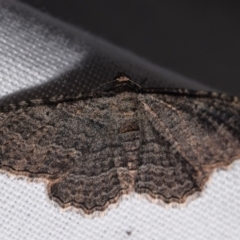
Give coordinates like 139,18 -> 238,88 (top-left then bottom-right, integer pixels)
0,1 -> 239,239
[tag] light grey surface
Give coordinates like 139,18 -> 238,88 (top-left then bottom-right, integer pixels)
0,1 -> 240,240
1,163 -> 240,240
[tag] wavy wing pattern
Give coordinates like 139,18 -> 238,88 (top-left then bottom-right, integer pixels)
0,77 -> 240,214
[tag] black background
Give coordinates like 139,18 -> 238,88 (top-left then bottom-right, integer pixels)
19,0 -> 240,95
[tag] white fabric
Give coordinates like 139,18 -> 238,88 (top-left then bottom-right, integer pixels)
0,1 -> 240,239
0,163 -> 240,240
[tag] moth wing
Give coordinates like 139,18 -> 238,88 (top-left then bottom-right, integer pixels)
135,92 -> 240,203
0,97 -> 133,214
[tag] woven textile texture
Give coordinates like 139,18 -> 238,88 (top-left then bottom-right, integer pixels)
0,1 -> 240,239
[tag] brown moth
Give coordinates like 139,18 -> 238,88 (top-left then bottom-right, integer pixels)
0,74 -> 240,215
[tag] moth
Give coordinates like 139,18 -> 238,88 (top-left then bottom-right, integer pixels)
0,74 -> 240,215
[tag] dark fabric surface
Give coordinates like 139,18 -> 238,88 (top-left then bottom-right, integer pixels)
0,0 -> 212,106
19,0 -> 240,95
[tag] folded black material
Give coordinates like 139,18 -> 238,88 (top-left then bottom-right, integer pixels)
0,0 -> 211,106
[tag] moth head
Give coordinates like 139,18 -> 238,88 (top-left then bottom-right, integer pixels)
112,73 -> 141,92
93,73 -> 141,94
